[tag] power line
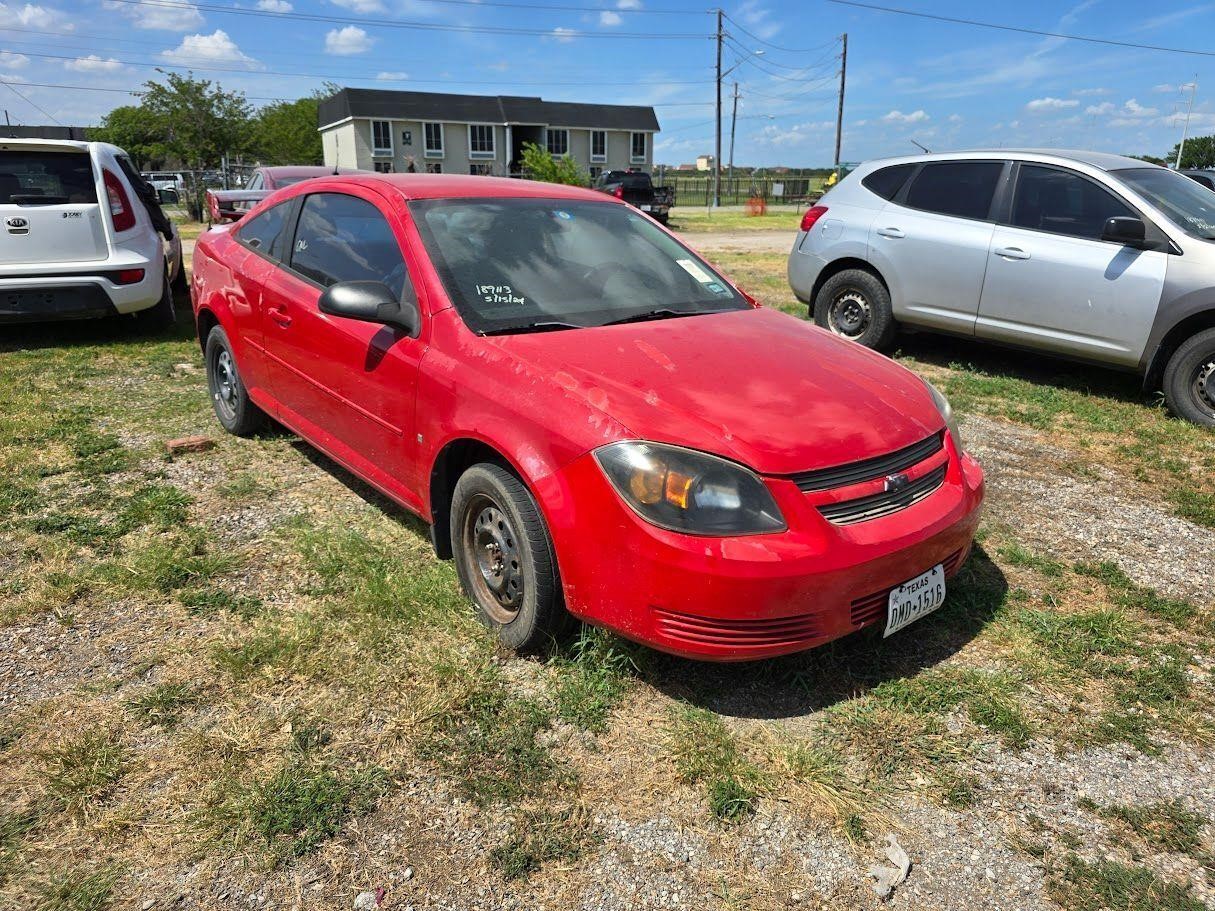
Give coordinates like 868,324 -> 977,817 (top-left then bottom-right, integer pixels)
0,79 -> 63,124
828,0 -> 1215,58
721,12 -> 832,54
100,0 -> 712,40
723,37 -> 838,72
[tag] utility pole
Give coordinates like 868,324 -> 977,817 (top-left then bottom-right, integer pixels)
833,33 -> 847,180
1175,76 -> 1198,170
714,8 -> 724,208
728,81 -> 740,185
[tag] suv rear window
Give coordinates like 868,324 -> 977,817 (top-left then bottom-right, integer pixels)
862,164 -> 914,200
0,150 -> 98,205
621,174 -> 652,190
904,161 -> 1003,220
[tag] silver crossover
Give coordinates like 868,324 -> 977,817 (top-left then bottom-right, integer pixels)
788,150 -> 1215,425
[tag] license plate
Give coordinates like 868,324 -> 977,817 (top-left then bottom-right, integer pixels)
884,564 -> 946,637
639,204 -> 652,211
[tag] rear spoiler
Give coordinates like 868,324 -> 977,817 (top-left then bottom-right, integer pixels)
206,189 -> 272,224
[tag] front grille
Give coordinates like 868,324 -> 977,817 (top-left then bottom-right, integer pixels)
818,464 -> 947,526
790,432 -> 944,493
653,607 -> 824,649
849,547 -> 966,628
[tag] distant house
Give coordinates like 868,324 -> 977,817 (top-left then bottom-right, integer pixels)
695,154 -> 715,171
676,163 -> 696,171
318,88 -> 660,178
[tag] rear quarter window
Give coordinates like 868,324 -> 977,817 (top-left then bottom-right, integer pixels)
862,164 -> 915,201
0,150 -> 98,204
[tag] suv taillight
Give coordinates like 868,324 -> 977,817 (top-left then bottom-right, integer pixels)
613,185 -> 624,199
103,169 -> 136,232
800,205 -> 828,232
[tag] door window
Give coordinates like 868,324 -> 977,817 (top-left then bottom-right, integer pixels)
1011,165 -> 1136,240
237,200 -> 292,259
904,161 -> 1003,220
246,173 -> 263,191
289,193 -> 414,303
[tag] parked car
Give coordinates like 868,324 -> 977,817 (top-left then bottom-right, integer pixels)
789,150 -> 1215,426
2,138 -> 184,328
141,170 -> 185,204
593,170 -> 674,224
191,174 -> 984,661
1181,169 -> 1215,191
244,165 -> 363,192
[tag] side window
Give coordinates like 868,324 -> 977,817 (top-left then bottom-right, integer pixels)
246,173 -> 262,191
862,163 -> 915,201
1011,165 -> 1135,240
904,161 -> 1003,220
237,201 -> 291,259
290,193 -> 414,303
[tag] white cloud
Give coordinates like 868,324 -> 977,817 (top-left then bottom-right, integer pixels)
598,10 -> 621,25
948,113 -> 963,123
329,0 -> 385,11
0,3 -> 73,30
65,54 -> 125,72
549,26 -> 577,42
0,73 -> 27,83
103,0 -> 203,30
376,71 -> 408,80
755,120 -> 833,148
1123,98 -> 1157,117
1026,96 -> 1078,112
161,30 -> 257,65
736,0 -> 780,40
881,109 -> 929,124
1085,102 -> 1116,115
616,0 -> 642,7
1153,83 -> 1178,94
1073,87 -> 1110,96
324,25 -> 373,55
0,51 -> 30,69
256,0 -> 292,10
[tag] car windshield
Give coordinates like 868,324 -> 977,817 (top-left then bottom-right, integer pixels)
1114,167 -> 1215,240
410,197 -> 746,334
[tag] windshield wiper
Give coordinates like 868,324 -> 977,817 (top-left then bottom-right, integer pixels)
600,307 -> 729,327
481,320 -> 585,336
9,194 -> 68,205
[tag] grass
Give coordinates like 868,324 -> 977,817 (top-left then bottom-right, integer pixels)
125,682 -> 202,729
1096,799 -> 1208,856
488,806 -> 597,880
550,628 -> 638,732
669,205 -> 808,234
669,706 -> 763,821
1050,855 -> 1206,911
38,731 -> 127,818
31,867 -> 119,911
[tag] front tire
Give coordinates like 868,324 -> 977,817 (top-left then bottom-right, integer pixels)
204,326 -> 266,436
813,268 -> 896,350
450,463 -> 570,652
1162,327 -> 1215,427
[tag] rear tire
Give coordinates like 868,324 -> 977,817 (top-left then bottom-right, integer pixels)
813,268 -> 896,350
1162,327 -> 1215,427
204,326 -> 266,436
134,271 -> 176,333
171,254 -> 188,294
450,463 -> 570,653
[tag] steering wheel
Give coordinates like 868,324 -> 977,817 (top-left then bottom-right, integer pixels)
580,262 -> 631,291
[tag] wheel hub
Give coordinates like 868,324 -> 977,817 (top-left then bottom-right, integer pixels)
830,290 -> 871,338
470,503 -> 523,619
213,350 -> 237,416
1195,359 -> 1215,412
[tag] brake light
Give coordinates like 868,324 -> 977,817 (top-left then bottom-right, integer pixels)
613,185 -> 624,199
800,205 -> 828,232
111,268 -> 145,285
103,170 -> 136,232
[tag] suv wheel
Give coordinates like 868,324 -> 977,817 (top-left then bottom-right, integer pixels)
1163,327 -> 1215,427
133,271 -> 176,333
450,463 -> 571,653
813,268 -> 896,350
204,326 -> 266,436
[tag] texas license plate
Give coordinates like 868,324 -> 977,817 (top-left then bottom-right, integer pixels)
884,564 -> 946,637
640,204 -> 652,211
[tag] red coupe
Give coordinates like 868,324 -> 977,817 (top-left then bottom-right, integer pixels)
191,174 -> 984,661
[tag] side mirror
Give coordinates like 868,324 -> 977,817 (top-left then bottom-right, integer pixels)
1101,216 -> 1146,246
318,280 -> 420,336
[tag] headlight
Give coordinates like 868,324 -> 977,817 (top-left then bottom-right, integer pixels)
925,381 -> 963,452
594,441 -> 786,536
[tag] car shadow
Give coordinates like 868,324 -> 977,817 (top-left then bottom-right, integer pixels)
625,543 -> 1009,721
0,288 -> 198,352
893,330 -> 1149,406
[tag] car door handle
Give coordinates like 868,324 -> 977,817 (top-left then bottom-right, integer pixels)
267,306 -> 292,326
876,227 -> 905,239
995,246 -> 1031,260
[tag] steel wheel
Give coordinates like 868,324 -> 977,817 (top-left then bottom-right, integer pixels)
461,494 -> 524,624
827,288 -> 872,339
1192,358 -> 1215,414
210,348 -> 239,424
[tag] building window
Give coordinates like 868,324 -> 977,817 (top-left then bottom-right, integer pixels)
630,132 -> 646,163
424,122 -> 444,158
546,128 -> 569,157
589,166 -> 603,180
372,120 -> 392,156
590,130 -> 607,163
469,163 -> 494,175
425,162 -> 442,174
373,161 -> 393,173
468,124 -> 496,160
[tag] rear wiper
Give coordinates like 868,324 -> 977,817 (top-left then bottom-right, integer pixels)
9,195 -> 68,205
481,320 -> 585,335
600,308 -> 724,327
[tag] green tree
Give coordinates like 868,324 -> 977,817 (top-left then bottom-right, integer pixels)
1169,134 -> 1215,169
253,96 -> 322,165
89,105 -> 165,169
520,141 -> 588,187
139,71 -> 253,171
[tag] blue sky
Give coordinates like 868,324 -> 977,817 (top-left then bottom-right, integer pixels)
0,0 -> 1212,166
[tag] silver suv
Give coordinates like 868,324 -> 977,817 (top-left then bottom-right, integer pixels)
788,150 -> 1215,425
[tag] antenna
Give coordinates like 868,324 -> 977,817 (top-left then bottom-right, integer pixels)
910,139 -> 932,154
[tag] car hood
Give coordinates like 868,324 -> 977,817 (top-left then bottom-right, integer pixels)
484,307 -> 944,476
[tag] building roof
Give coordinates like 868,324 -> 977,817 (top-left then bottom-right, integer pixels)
318,88 -> 660,132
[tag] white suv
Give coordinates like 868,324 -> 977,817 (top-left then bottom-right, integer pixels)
1,138 -> 184,329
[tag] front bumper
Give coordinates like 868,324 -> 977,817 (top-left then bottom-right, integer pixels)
543,441 -> 985,661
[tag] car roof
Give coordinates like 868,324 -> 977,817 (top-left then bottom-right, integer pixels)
262,165 -> 362,178
859,148 -> 1158,172
316,173 -> 609,203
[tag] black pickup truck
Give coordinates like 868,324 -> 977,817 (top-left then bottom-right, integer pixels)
593,170 -> 675,224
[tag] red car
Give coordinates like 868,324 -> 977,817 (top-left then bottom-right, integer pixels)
191,174 -> 984,661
